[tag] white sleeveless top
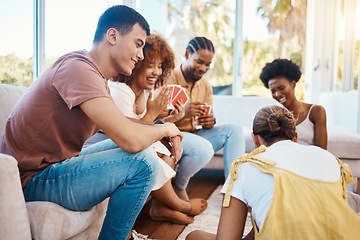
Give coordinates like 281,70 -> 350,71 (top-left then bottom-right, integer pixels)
296,104 -> 315,145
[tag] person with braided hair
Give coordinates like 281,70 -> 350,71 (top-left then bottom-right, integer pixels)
160,36 -> 245,200
186,105 -> 359,240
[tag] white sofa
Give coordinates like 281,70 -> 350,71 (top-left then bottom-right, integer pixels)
207,95 -> 360,193
0,84 -> 108,240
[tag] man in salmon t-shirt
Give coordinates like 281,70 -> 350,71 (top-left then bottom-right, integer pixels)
0,5 -> 182,240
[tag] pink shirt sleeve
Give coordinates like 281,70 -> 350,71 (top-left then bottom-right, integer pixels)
52,57 -> 111,110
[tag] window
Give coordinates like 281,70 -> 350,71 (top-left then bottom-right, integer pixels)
242,0 -> 307,98
0,0 -> 33,86
164,0 -> 236,95
336,0 -> 360,91
44,0 -> 116,67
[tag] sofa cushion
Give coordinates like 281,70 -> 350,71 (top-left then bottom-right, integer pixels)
0,84 -> 27,146
327,125 -> 360,159
0,153 -> 31,240
216,125 -> 360,158
348,191 -> 360,216
27,199 -> 108,240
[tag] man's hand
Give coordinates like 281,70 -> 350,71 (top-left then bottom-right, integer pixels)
197,113 -> 215,129
185,102 -> 206,118
160,122 -> 183,162
163,122 -> 183,141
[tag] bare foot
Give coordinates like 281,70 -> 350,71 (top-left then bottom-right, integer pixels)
149,200 -> 193,224
186,230 -> 216,240
149,199 -> 174,219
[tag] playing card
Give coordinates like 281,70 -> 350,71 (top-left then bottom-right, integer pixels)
171,88 -> 189,107
170,85 -> 182,102
203,104 -> 212,114
194,104 -> 212,129
170,136 -> 182,162
167,85 -> 175,109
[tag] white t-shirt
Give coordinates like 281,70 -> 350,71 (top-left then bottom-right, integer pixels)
221,140 -> 340,231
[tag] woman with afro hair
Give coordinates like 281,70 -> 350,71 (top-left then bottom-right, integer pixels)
259,58 -> 327,149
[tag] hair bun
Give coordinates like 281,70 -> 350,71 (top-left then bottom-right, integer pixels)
267,114 -> 281,132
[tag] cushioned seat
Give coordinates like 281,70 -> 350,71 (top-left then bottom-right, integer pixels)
0,84 -> 108,239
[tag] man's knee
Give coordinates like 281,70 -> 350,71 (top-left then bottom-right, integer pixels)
224,124 -> 244,137
197,138 -> 215,159
137,147 -> 161,177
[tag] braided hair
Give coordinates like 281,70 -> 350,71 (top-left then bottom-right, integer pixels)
186,36 -> 215,54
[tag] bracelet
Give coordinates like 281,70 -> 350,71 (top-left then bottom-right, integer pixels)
155,119 -> 165,124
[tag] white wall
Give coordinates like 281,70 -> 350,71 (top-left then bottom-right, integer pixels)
213,95 -> 280,128
319,91 -> 359,132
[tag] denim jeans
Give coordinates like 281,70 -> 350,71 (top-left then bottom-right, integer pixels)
173,124 -> 244,189
23,139 -> 160,240
197,124 -> 245,179
172,131 -> 214,189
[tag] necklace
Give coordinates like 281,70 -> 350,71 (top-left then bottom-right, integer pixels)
294,102 -> 302,122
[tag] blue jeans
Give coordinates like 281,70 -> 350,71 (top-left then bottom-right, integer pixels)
172,132 -> 214,189
173,124 -> 244,189
198,124 -> 245,179
23,139 -> 160,240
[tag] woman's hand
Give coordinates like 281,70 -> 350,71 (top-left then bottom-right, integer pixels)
165,100 -> 185,123
143,88 -> 170,121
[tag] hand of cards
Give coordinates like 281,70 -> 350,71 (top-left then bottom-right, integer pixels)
167,85 -> 189,109
194,104 -> 212,128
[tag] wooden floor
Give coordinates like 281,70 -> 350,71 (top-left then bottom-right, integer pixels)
133,168 -> 225,240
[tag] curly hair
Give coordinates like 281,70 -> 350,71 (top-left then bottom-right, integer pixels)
259,58 -> 302,89
112,32 -> 175,89
253,105 -> 296,144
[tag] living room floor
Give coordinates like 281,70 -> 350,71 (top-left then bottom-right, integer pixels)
133,168 -> 225,240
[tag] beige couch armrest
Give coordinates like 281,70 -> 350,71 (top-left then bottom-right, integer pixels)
0,153 -> 31,239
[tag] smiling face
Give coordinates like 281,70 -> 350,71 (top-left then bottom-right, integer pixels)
268,77 -> 296,108
110,23 -> 147,76
184,49 -> 214,82
133,58 -> 163,90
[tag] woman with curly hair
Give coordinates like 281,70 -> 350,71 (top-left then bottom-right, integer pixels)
186,105 -> 359,240
259,58 -> 327,149
87,32 -> 207,225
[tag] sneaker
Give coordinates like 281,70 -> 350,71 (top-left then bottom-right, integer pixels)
131,230 -> 157,240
